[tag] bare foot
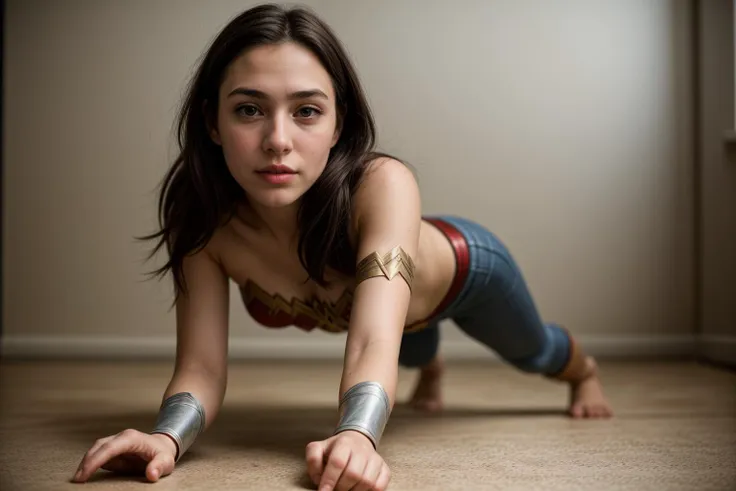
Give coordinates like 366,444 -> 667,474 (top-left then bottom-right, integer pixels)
568,357 -> 613,419
409,355 -> 444,413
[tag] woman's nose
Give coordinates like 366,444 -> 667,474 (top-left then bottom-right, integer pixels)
263,113 -> 293,156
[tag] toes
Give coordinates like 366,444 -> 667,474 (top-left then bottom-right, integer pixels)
411,397 -> 443,414
569,403 -> 584,419
599,405 -> 613,418
589,402 -> 611,418
569,402 -> 614,419
582,404 -> 613,419
587,405 -> 603,418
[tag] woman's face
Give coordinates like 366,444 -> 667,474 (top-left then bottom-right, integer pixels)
211,41 -> 341,209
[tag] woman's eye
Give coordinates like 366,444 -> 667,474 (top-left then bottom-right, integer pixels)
237,104 -> 260,117
296,107 -> 320,118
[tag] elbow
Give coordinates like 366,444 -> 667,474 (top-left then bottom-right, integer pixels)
345,337 -> 399,363
175,356 -> 227,380
174,362 -> 228,391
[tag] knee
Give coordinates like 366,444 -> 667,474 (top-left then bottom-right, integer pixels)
511,354 -> 556,374
507,323 -> 571,375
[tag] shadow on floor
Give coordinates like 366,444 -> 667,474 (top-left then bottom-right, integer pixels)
47,403 -> 566,487
46,402 -> 566,459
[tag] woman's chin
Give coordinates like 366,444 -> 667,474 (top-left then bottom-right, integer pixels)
247,188 -> 304,209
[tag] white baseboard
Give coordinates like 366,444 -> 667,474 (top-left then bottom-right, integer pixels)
0,334 -> 696,361
698,334 -> 736,366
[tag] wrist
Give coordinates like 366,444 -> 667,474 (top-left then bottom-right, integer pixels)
151,392 -> 206,462
151,432 -> 179,459
333,381 -> 391,449
338,429 -> 376,449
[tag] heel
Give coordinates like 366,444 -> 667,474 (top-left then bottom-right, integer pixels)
546,327 -> 591,383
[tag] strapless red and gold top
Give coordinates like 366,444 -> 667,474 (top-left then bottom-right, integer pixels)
240,217 -> 470,334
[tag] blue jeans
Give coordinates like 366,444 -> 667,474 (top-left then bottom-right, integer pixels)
399,216 -> 571,376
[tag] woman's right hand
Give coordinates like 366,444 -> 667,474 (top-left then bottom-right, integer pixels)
72,429 -> 178,483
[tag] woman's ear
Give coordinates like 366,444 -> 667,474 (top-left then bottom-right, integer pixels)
203,100 -> 222,146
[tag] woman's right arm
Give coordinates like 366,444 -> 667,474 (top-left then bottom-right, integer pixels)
166,245 -> 231,431
72,247 -> 230,483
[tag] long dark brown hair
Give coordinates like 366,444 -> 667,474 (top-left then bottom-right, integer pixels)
140,3 -> 400,298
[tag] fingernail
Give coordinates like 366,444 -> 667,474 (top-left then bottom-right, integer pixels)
151,469 -> 160,480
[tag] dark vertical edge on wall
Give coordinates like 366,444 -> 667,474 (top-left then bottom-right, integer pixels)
691,0 -> 703,355
0,0 -> 5,357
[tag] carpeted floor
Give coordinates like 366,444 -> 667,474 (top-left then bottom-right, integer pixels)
0,359 -> 734,490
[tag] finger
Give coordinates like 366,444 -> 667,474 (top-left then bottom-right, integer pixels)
374,462 -> 391,491
74,434 -> 141,482
352,455 -> 383,491
145,450 -> 176,482
305,441 -> 326,485
78,435 -> 115,467
83,430 -> 140,465
72,435 -> 116,481
318,443 -> 352,491
85,435 -> 116,459
334,451 -> 366,491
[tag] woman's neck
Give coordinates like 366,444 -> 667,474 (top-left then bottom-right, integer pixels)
240,198 -> 301,249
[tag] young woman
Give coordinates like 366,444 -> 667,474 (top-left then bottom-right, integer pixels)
72,4 -> 612,490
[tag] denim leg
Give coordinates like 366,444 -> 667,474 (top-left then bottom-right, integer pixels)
453,292 -> 571,375
442,218 -> 571,375
398,322 -> 440,368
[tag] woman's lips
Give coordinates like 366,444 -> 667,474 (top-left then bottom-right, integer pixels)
257,172 -> 296,184
256,165 -> 297,184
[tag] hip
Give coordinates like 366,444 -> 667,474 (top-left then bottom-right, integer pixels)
407,215 -> 520,330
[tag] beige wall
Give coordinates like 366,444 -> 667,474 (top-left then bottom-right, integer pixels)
697,0 -> 736,365
2,0 -> 696,359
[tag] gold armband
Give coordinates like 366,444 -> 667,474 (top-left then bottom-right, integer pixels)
355,245 -> 416,291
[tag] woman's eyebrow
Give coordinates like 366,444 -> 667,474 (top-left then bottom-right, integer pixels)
227,87 -> 329,100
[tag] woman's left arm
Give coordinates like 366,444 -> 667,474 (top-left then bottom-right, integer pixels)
306,158 -> 421,491
340,157 -> 421,420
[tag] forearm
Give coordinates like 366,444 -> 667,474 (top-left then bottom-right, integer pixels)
163,366 -> 227,431
151,365 -> 226,461
340,342 -> 398,408
333,339 -> 399,449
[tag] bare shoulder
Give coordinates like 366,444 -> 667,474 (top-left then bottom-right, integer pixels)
345,155 -> 423,267
176,219 -> 241,284
358,155 -> 418,192
198,225 -> 230,266
352,156 -> 420,225
178,232 -> 230,290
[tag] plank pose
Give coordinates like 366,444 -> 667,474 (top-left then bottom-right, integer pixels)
72,4 -> 612,490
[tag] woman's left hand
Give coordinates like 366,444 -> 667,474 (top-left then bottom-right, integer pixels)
305,430 -> 391,491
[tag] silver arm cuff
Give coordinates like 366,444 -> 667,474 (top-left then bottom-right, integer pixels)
333,381 -> 391,449
151,392 -> 206,462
